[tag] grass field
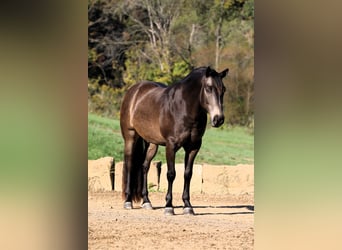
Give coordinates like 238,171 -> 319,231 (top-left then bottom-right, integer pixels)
88,113 -> 254,165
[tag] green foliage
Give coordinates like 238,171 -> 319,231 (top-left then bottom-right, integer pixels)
241,0 -> 254,19
88,114 -> 254,165
172,61 -> 191,82
88,79 -> 125,118
124,50 -> 191,86
123,50 -> 172,86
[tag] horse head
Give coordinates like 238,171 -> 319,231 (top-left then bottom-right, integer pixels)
201,66 -> 229,127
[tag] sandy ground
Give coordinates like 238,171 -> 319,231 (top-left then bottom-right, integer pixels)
88,159 -> 254,249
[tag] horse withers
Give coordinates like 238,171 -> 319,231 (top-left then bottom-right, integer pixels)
119,66 -> 229,215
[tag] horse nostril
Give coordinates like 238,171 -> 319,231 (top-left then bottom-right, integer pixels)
213,116 -> 218,124
213,115 -> 224,127
218,115 -> 224,126
219,116 -> 225,125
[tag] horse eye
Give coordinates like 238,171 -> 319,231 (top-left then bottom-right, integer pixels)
205,86 -> 212,92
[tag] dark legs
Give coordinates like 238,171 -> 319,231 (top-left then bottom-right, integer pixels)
164,142 -> 201,215
164,143 -> 177,215
122,131 -> 136,209
141,143 -> 158,209
123,133 -> 201,215
123,132 -> 158,210
182,143 -> 201,215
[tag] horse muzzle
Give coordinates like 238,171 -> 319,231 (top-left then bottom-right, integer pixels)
212,114 -> 225,127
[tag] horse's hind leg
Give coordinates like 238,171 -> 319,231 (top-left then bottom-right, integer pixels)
141,143 -> 158,209
122,130 -> 138,209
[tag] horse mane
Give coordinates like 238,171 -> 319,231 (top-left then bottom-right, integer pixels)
173,67 -> 207,87
185,67 -> 207,79
181,66 -> 221,82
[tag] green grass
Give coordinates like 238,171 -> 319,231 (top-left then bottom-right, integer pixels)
88,113 -> 254,165
88,113 -> 124,161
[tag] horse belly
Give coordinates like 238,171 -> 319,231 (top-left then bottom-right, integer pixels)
134,121 -> 166,145
129,82 -> 167,145
132,106 -> 166,145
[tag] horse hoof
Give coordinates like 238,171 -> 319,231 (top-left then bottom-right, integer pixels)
124,201 -> 133,209
141,202 -> 153,210
183,207 -> 195,215
164,207 -> 175,216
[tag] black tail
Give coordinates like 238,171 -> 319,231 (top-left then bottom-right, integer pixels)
122,137 -> 146,203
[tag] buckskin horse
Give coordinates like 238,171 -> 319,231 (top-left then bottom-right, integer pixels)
120,66 -> 229,215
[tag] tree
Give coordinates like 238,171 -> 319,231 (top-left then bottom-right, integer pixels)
117,0 -> 186,85
88,0 -> 128,88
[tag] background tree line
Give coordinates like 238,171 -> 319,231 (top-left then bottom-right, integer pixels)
88,0 -> 254,126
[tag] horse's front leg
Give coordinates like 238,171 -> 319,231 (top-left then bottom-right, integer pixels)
141,143 -> 158,209
182,142 -> 201,215
164,143 -> 177,215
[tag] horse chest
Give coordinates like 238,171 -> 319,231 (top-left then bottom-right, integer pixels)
170,126 -> 204,148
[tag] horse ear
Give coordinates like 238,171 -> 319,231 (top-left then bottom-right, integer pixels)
220,68 -> 229,78
206,66 -> 212,77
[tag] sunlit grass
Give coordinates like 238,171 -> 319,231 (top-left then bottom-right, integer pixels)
88,113 -> 254,165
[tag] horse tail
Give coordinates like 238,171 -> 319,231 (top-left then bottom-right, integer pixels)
122,136 -> 145,203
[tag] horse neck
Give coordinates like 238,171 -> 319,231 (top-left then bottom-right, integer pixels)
177,76 -> 205,120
